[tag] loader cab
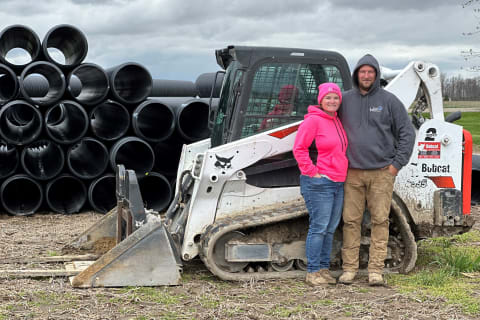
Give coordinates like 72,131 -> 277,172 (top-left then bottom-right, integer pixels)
210,46 -> 353,147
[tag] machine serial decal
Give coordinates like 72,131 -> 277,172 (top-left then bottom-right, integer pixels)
214,155 -> 234,169
418,142 -> 441,159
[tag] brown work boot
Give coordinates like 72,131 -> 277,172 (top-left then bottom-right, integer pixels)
338,271 -> 356,284
305,271 -> 329,286
318,269 -> 336,284
368,273 -> 384,286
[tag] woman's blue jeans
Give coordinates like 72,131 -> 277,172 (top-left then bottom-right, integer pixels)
300,175 -> 344,273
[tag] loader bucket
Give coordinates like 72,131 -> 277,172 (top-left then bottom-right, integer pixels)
69,165 -> 182,287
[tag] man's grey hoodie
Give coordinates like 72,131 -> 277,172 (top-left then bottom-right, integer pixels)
339,54 -> 415,170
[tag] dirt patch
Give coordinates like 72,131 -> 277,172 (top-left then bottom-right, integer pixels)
0,209 -> 478,319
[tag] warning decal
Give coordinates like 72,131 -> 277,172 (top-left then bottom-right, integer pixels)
418,142 -> 441,159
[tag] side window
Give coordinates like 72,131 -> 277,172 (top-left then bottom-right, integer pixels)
241,63 -> 343,138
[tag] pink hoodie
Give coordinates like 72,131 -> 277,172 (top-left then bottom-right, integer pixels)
293,106 -> 348,182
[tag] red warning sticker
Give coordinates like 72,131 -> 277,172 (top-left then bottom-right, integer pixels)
418,142 -> 441,159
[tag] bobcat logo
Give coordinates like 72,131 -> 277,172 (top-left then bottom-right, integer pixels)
215,155 -> 234,169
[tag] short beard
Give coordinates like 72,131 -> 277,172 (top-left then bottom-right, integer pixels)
359,83 -> 372,92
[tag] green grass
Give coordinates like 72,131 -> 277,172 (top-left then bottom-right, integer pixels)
447,111 -> 480,145
387,230 -> 480,316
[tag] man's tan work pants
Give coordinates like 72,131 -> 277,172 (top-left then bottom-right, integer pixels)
341,168 -> 395,274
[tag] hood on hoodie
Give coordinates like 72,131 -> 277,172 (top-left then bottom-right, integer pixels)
352,54 -> 381,94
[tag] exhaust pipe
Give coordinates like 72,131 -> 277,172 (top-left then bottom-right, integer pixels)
153,141 -> 182,176
132,100 -> 175,142
45,100 -> 89,144
0,100 -> 42,145
109,136 -> 155,175
0,64 -> 18,105
89,100 -> 130,141
0,25 -> 41,72
0,140 -> 19,178
67,137 -> 109,179
67,63 -> 109,106
150,79 -> 198,97
1,174 -> 43,216
138,172 -> 172,212
21,140 -> 64,180
45,174 -> 87,214
107,62 -> 152,105
19,61 -> 66,107
42,24 -> 88,70
88,174 -> 116,213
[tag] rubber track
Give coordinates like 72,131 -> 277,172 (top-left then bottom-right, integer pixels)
199,200 -> 308,281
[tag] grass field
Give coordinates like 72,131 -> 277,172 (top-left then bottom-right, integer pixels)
448,112 -> 480,146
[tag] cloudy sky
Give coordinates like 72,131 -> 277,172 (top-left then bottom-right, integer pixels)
1,0 -> 479,81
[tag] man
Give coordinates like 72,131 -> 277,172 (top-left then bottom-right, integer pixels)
338,54 -> 415,285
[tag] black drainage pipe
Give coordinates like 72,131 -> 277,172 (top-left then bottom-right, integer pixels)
89,100 -> 130,141
19,61 -> 66,107
0,64 -> 18,105
0,140 -> 19,178
175,98 -> 211,141
150,79 -> 198,97
109,136 -> 155,175
1,174 -> 43,216
67,137 -> 109,179
153,141 -> 182,176
21,140 -> 64,180
106,62 -> 152,105
132,99 -> 175,143
67,63 -> 109,106
0,25 -> 41,72
138,172 -> 172,212
45,100 -> 89,144
0,100 -> 42,145
45,174 -> 86,214
195,72 -> 225,98
88,174 -> 116,214
42,24 -> 88,70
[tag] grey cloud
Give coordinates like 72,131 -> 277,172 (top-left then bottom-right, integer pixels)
332,0 -> 455,11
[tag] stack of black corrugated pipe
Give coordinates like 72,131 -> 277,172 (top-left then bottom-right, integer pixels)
0,24 -> 221,216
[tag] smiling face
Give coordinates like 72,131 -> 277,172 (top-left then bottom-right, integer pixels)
357,65 -> 376,93
319,93 -> 341,116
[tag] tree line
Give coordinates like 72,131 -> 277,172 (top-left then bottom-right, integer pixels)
441,74 -> 480,101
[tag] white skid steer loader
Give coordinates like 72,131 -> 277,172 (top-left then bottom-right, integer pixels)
67,46 -> 474,287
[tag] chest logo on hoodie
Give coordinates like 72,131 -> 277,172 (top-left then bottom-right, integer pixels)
369,105 -> 383,112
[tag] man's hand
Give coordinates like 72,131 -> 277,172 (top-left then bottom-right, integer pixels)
388,164 -> 398,176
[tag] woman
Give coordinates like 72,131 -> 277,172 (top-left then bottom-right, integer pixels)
293,82 -> 348,286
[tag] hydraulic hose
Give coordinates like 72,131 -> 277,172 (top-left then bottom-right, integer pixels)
109,136 -> 155,175
0,140 -> 19,178
0,64 -> 18,105
67,63 -> 109,106
89,100 -> 130,141
45,174 -> 87,214
19,61 -> 66,107
106,62 -> 152,105
67,137 -> 109,179
138,172 -> 172,212
132,99 -> 175,142
1,174 -> 43,216
88,174 -> 116,214
0,100 -> 42,145
45,100 -> 89,144
150,79 -> 198,97
0,25 -> 41,72
42,24 -> 88,70
21,139 -> 64,180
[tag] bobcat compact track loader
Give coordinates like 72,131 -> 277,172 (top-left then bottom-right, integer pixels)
68,46 -> 474,287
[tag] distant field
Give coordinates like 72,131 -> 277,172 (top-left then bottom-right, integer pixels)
447,111 -> 480,146
443,100 -> 480,108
